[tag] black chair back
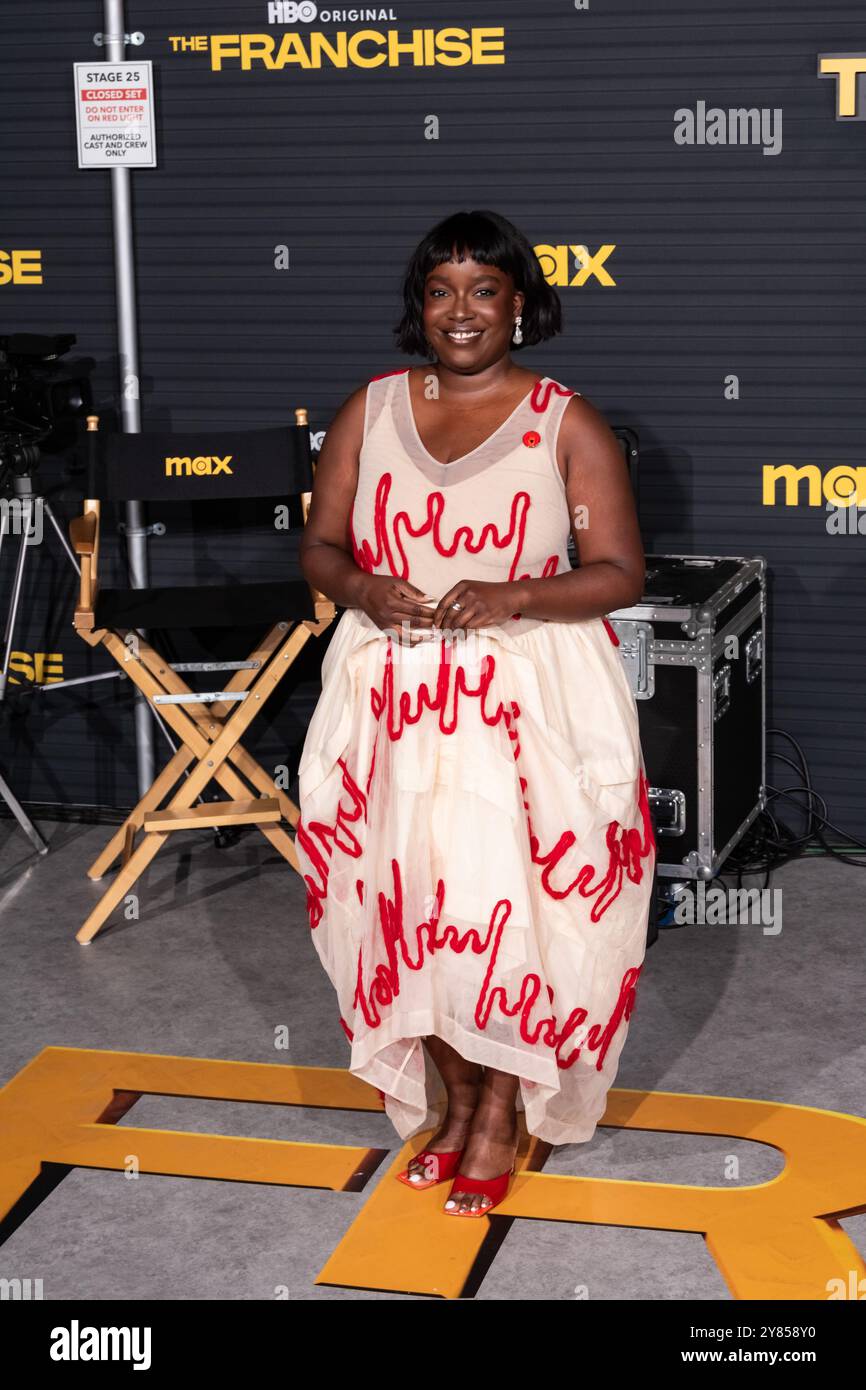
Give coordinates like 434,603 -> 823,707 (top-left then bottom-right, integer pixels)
86,423 -> 313,502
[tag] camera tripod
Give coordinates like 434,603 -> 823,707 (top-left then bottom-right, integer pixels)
1,463 -> 241,856
0,478 -> 56,855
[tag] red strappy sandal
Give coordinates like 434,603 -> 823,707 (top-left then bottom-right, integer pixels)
443,1162 -> 516,1217
396,1147 -> 465,1191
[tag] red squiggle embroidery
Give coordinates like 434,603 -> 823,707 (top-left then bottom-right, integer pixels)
369,637 -> 505,739
352,471 -> 533,583
352,855 -> 641,1072
499,696 -> 655,921
368,645 -> 653,921
295,759 -> 368,930
398,486 -> 531,582
531,772 -> 653,921
300,646 -> 652,933
530,380 -> 576,413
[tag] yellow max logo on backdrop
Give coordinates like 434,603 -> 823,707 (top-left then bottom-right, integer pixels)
817,55 -> 866,118
763,464 -> 866,507
7,652 -> 63,685
535,244 -> 617,287
169,29 -> 505,70
0,250 -> 43,286
165,455 -> 233,477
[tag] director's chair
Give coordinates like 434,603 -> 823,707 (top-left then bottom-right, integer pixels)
68,411 -> 334,944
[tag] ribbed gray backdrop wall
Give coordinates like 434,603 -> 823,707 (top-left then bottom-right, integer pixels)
1,0 -> 865,836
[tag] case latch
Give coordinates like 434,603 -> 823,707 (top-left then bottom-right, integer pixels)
610,620 -> 654,699
648,787 -> 686,836
745,628 -> 763,684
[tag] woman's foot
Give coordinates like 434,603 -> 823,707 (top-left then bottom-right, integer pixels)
403,1073 -> 481,1184
444,1100 -> 520,1215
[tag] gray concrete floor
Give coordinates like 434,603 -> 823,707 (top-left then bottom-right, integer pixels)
0,815 -> 863,1300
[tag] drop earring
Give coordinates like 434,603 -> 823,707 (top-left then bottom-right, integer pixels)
512,315 -> 523,345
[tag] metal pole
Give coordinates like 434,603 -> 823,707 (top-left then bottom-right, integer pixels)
103,0 -> 154,796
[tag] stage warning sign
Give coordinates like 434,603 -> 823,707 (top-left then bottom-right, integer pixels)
73,60 -> 157,168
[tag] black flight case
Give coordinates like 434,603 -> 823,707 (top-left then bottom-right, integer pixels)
607,555 -> 767,884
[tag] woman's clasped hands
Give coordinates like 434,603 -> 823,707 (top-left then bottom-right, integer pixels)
357,574 -> 520,646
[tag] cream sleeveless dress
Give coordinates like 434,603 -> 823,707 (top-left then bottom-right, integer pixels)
296,368 -> 655,1146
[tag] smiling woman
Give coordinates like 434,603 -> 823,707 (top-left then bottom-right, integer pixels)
295,208 -> 655,1220
394,208 -> 561,363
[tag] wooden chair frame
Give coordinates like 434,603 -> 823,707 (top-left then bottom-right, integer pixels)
68,412 -> 334,944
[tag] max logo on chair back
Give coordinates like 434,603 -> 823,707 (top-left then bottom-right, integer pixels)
165,454 -> 234,477
86,424 -> 312,501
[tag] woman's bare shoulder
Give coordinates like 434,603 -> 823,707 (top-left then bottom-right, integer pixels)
557,390 -> 619,448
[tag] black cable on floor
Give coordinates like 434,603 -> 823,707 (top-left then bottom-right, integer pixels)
723,727 -> 866,878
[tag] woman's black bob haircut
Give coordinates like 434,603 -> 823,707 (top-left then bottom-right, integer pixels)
393,209 -> 563,358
